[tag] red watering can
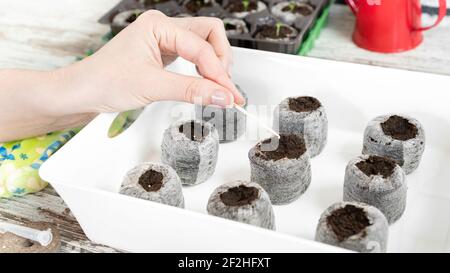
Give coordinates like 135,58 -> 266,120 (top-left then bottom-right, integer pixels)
345,0 -> 447,53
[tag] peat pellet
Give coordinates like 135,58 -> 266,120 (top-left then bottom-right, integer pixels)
225,0 -> 267,18
111,9 -> 145,35
140,0 -> 169,6
120,162 -> 184,208
362,114 -> 425,174
0,222 -> 60,253
248,134 -> 311,205
207,181 -> 275,230
315,202 -> 389,253
273,96 -> 328,158
198,6 -> 229,18
161,120 -> 219,185
254,22 -> 298,41
343,155 -> 407,224
223,18 -> 249,36
183,0 -> 213,14
271,1 -> 315,25
195,86 -> 248,143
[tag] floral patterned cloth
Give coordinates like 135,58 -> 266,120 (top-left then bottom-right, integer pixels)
0,129 -> 78,198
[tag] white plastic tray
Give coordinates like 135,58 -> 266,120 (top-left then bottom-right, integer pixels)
40,47 -> 450,253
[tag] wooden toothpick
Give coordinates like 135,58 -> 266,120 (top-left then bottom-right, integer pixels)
233,103 -> 281,139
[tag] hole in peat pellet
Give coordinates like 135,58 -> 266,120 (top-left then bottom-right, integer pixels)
126,12 -> 143,23
179,121 -> 210,142
256,24 -> 294,39
381,115 -> 418,141
326,205 -> 371,242
256,134 -> 307,161
288,96 -> 321,112
281,3 -> 314,16
143,0 -> 169,5
225,23 -> 238,31
185,0 -> 213,13
356,155 -> 397,179
138,169 -> 164,192
220,185 -> 259,206
226,1 -> 258,13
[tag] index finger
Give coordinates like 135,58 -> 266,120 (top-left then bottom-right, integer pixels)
154,18 -> 244,104
174,17 -> 233,74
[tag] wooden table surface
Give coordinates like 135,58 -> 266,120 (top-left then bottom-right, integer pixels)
1,0 -> 449,253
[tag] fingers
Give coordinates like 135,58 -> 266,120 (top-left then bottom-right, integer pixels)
147,13 -> 244,105
173,17 -> 233,75
155,70 -> 234,107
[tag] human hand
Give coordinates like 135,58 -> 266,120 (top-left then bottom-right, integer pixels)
59,10 -> 245,115
0,11 -> 246,141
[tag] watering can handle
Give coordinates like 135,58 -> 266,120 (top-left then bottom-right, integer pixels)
345,0 -> 358,15
415,0 -> 447,31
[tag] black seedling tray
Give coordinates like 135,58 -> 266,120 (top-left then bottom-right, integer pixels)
99,0 -> 330,54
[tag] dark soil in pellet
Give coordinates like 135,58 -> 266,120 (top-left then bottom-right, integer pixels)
138,169 -> 164,192
126,12 -> 141,23
289,96 -> 321,112
179,121 -> 210,142
327,205 -> 371,242
225,23 -> 238,31
381,115 -> 418,141
143,0 -> 169,5
185,0 -> 213,13
226,1 -> 258,13
257,24 -> 294,39
356,155 -> 397,179
281,3 -> 313,15
220,185 -> 259,206
257,134 -> 307,161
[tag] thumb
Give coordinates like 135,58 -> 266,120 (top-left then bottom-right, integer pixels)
153,70 -> 235,107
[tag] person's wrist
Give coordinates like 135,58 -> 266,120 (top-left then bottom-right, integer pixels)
48,62 -> 98,116
4,68 -> 97,133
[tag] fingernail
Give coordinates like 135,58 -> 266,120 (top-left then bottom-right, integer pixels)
211,90 -> 234,107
